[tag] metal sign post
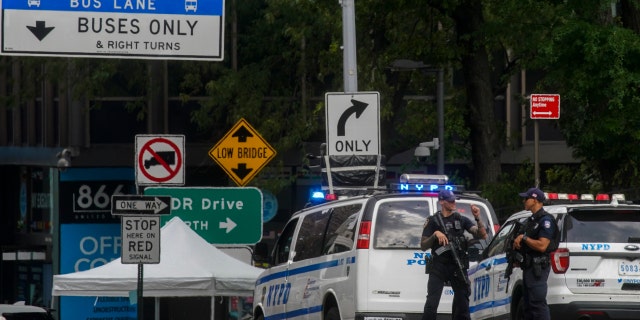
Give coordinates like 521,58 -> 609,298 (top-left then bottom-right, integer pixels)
111,195 -> 171,320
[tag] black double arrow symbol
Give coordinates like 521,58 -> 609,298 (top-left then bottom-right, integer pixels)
230,125 -> 254,180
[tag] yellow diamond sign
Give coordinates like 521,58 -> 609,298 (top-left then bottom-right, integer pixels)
209,118 -> 277,186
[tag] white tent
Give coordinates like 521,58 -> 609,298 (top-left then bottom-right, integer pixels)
52,217 -> 263,297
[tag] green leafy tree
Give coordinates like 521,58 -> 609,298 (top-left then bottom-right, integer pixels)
532,1 -> 640,191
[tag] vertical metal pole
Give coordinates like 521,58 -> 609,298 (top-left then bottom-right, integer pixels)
341,0 -> 358,92
534,120 -> 540,188
436,68 -> 445,174
155,297 -> 160,320
138,264 -> 143,320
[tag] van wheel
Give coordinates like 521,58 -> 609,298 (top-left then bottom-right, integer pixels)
325,306 -> 340,320
513,296 -> 524,320
255,314 -> 264,320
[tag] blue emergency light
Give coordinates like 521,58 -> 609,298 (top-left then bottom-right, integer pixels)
311,191 -> 325,200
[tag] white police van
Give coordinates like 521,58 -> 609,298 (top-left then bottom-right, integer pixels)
252,175 -> 499,320
469,193 -> 640,320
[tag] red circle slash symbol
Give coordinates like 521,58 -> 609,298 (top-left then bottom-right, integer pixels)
139,138 -> 183,183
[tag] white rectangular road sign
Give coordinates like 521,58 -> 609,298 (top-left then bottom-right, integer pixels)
122,216 -> 161,264
325,92 -> 380,156
0,0 -> 224,60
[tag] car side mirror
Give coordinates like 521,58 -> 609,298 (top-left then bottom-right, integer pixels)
253,242 -> 270,266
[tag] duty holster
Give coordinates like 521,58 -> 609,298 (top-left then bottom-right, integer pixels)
531,256 -> 549,278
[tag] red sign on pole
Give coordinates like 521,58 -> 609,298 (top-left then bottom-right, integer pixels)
530,94 -> 560,119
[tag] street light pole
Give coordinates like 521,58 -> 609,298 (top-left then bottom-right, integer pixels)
341,0 -> 358,92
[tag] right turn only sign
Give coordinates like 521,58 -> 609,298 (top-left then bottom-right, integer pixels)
530,94 -> 560,119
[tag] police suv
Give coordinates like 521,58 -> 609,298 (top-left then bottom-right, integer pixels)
469,193 -> 640,320
252,174 -> 499,320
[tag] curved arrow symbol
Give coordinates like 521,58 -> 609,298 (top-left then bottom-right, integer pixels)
219,217 -> 237,233
337,99 -> 368,136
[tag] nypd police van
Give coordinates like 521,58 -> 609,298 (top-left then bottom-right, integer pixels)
468,193 -> 640,320
252,175 -> 499,320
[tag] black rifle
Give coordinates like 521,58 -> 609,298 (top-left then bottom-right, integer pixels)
435,213 -> 470,286
504,221 -> 525,293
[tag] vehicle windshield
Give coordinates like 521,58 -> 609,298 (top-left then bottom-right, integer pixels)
565,209 -> 640,243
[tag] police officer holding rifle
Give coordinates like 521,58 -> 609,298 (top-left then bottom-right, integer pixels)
513,187 -> 558,320
420,190 -> 487,320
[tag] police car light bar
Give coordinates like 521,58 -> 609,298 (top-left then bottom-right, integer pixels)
399,174 -> 448,184
612,194 -> 626,201
393,173 -> 460,193
545,192 -> 625,203
391,183 -> 458,192
307,189 -> 338,205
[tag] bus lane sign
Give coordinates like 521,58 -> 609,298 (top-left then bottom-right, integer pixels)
0,0 -> 225,60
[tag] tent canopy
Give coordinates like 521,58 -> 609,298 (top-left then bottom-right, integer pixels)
52,217 -> 263,297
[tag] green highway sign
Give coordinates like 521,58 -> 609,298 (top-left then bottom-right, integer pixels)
144,187 -> 263,245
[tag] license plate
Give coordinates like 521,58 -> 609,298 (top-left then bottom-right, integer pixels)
619,261 -> 640,275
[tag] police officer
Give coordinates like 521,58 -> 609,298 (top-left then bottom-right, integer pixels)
513,187 -> 557,320
420,190 -> 487,320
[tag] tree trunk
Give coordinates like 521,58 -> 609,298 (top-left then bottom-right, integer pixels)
452,1 -> 503,186
620,0 -> 640,33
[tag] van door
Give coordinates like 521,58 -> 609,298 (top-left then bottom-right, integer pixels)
317,204 -> 361,319
256,218 -> 298,320
285,208 -> 331,320
359,198 -> 432,314
286,203 -> 362,320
